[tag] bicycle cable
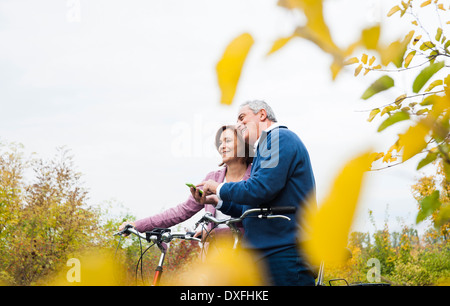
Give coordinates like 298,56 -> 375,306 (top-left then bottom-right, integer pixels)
135,236 -> 155,286
114,234 -> 124,260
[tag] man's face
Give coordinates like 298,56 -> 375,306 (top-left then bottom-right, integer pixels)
236,106 -> 261,145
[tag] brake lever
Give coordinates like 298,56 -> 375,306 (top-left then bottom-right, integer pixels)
113,223 -> 134,236
258,214 -> 291,221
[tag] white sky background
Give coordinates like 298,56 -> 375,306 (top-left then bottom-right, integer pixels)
0,0 -> 438,234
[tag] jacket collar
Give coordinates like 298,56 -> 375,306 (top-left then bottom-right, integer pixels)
254,123 -> 287,151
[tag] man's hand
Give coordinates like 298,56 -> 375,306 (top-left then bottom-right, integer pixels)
197,180 -> 220,195
189,180 -> 220,206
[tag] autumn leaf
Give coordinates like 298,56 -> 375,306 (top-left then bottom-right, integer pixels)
168,239 -> 264,285
380,31 -> 414,68
361,75 -> 395,100
420,0 -> 432,8
417,151 -> 438,170
361,25 -> 380,50
387,5 -> 401,17
344,57 -> 359,65
377,111 -> 410,132
425,79 -> 444,92
416,190 -> 441,224
435,27 -> 443,41
47,250 -> 126,286
412,61 -> 445,93
398,121 -> 430,162
216,33 -> 254,105
404,50 -> 416,68
302,152 -> 373,266
367,108 -> 380,122
267,34 -> 295,55
354,64 -> 363,76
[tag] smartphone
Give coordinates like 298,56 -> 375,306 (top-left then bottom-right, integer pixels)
186,183 -> 204,195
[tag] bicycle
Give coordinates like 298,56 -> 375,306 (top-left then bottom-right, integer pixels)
113,206 -> 296,286
114,225 -> 201,286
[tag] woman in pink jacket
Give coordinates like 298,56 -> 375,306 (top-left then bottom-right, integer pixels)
118,125 -> 253,243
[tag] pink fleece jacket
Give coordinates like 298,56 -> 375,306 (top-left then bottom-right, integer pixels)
133,164 -> 251,233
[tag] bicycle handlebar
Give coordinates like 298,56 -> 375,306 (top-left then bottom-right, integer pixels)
195,206 -> 296,229
114,225 -> 201,244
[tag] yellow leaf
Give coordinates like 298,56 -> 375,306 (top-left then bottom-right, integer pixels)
292,0 -> 342,57
369,56 -> 376,66
382,151 -> 393,163
344,57 -> 359,65
361,25 -> 380,50
425,79 -> 443,92
387,5 -> 401,17
330,59 -> 343,81
420,0 -> 432,7
267,34 -> 295,56
379,105 -> 393,117
169,239 -> 265,285
46,250 -> 126,286
367,108 -> 380,122
395,94 -> 407,105
380,31 -> 414,68
354,64 -> 363,76
398,121 -> 430,161
361,53 -> 368,64
387,140 -> 400,154
280,0 -> 345,80
344,41 -> 360,57
302,152 -> 373,266
216,33 -> 254,105
428,94 -> 450,119
413,35 -> 422,45
436,27 -> 443,41
371,152 -> 385,162
404,50 -> 416,68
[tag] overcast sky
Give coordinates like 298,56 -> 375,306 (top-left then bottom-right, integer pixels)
0,0 -> 436,234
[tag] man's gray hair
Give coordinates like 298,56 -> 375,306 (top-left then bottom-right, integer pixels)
240,100 -> 277,122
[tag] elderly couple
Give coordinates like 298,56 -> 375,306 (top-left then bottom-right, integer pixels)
119,100 -> 317,286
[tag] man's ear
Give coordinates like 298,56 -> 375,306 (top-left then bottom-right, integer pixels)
259,109 -> 267,121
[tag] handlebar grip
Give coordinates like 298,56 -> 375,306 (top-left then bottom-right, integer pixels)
270,206 -> 297,214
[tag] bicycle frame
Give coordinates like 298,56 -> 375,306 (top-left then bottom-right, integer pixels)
152,243 -> 166,286
147,228 -> 170,286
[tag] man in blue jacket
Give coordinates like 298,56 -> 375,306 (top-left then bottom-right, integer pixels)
197,100 -> 317,286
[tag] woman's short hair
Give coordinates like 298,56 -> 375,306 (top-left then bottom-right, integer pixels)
215,125 -> 254,166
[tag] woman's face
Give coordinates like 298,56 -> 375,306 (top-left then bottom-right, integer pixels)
218,129 -> 238,164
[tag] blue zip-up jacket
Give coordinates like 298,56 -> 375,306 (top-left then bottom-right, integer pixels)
218,126 -> 316,256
